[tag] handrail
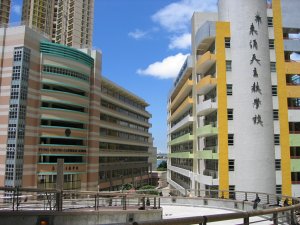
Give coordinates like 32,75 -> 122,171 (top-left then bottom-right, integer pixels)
0,187 -> 299,224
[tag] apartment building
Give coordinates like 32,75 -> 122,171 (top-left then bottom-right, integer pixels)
99,77 -> 154,191
0,0 -> 11,25
22,0 -> 93,49
167,0 -> 300,197
0,25 -> 155,191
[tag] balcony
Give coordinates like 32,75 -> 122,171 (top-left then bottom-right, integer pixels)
286,85 -> 300,98
195,150 -> 218,160
196,99 -> 217,117
203,169 -> 218,179
197,124 -> 218,138
195,21 -> 216,55
196,51 -> 216,75
168,133 -> 194,146
291,159 -> 300,172
289,110 -> 300,122
285,61 -> 300,74
284,39 -> 300,52
290,134 -> 300,147
170,56 -> 193,99
169,79 -> 193,111
170,115 -> 193,134
168,152 -> 194,159
168,97 -> 193,122
171,163 -> 193,171
197,75 -> 217,95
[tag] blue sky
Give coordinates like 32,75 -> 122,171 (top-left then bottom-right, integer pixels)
93,0 -> 217,153
9,0 -> 219,153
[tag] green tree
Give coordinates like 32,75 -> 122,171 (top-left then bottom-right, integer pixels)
121,183 -> 133,191
157,160 -> 167,171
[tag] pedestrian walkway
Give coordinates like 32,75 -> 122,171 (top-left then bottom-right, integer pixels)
162,205 -> 275,224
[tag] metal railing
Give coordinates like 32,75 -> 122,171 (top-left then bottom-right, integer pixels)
0,187 -> 300,225
0,187 -> 161,212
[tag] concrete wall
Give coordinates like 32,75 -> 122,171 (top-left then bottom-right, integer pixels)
218,0 -> 276,195
0,209 -> 162,225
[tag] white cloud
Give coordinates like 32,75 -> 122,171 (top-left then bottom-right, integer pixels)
128,29 -> 147,40
12,4 -> 22,15
169,33 -> 191,50
152,0 -> 217,33
137,53 -> 189,79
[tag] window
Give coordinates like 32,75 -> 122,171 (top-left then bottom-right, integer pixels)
228,134 -> 234,146
229,185 -> 235,199
274,134 -> 280,145
273,109 -> 279,120
269,39 -> 274,49
227,109 -> 233,120
229,160 -> 235,171
226,61 -> 232,71
292,172 -> 300,182
272,85 -> 277,96
225,38 -> 231,48
227,84 -> 233,96
267,17 -> 273,27
270,62 -> 276,72
276,185 -> 282,195
275,159 -> 281,171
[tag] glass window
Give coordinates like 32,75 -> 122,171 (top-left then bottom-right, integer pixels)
227,109 -> 233,120
228,134 -> 234,146
226,61 -> 232,71
274,134 -> 280,145
267,17 -> 273,27
269,39 -> 275,49
225,38 -> 231,48
227,84 -> 233,96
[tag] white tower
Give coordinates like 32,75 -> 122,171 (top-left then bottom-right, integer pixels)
218,0 -> 276,194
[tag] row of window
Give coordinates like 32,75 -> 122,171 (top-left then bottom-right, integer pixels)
225,38 -> 275,49
225,61 -> 277,72
171,141 -> 193,153
8,104 -> 26,120
226,84 -> 278,96
12,66 -> 29,81
99,142 -> 148,152
43,65 -> 89,81
99,157 -> 148,164
100,114 -> 148,132
227,134 -> 281,146
101,85 -> 146,111
171,125 -> 192,140
100,128 -> 149,143
227,109 -> 279,121
101,100 -> 148,123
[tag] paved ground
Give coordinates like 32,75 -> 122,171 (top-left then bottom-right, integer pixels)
162,205 -> 276,224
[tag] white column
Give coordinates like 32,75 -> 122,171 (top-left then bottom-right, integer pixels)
218,0 -> 276,194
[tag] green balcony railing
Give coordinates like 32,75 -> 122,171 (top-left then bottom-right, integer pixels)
195,150 -> 218,159
168,134 -> 194,146
168,152 -> 194,159
196,124 -> 218,137
290,134 -> 300,147
291,159 -> 300,172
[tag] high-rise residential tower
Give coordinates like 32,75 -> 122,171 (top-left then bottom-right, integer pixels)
0,0 -> 11,25
22,0 -> 93,49
167,0 -> 300,197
